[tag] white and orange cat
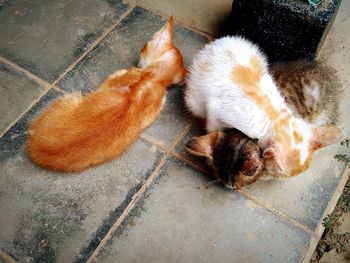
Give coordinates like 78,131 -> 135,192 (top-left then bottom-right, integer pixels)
28,17 -> 186,172
185,36 -> 343,177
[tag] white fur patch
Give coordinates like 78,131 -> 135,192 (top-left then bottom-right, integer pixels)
304,80 -> 320,108
161,95 -> 166,108
185,36 -> 277,139
137,58 -> 149,69
66,91 -> 82,105
111,69 -> 127,78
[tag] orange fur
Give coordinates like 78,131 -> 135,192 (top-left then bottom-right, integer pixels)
27,17 -> 185,172
231,57 -> 292,146
287,147 -> 313,176
293,130 -> 304,144
231,56 -> 313,176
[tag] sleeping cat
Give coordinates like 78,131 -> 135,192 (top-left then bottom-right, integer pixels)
186,128 -> 264,188
27,17 -> 186,172
185,36 -> 343,178
186,59 -> 343,188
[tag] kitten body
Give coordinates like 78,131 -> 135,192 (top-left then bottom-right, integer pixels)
186,60 -> 343,188
27,18 -> 185,172
186,128 -> 263,189
185,36 -> 342,177
271,60 -> 342,125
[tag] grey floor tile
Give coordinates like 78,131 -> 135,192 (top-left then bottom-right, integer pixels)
125,0 -> 232,35
95,158 -> 311,263
0,90 -> 165,262
244,148 -> 348,230
175,119 -> 206,159
58,7 -> 208,147
0,0 -> 128,82
0,62 -> 44,134
0,89 -> 60,162
173,119 -> 213,175
174,22 -> 209,66
57,7 -> 208,93
142,86 -> 189,147
176,122 -> 349,230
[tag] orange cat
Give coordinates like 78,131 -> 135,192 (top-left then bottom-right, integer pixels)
27,17 -> 185,172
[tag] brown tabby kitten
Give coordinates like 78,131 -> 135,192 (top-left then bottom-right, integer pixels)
271,60 -> 342,125
186,60 -> 342,189
186,128 -> 264,188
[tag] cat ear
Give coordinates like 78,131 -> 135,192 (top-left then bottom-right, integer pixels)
185,131 -> 224,160
152,16 -> 174,46
262,147 -> 275,159
262,145 -> 285,171
312,125 -> 343,150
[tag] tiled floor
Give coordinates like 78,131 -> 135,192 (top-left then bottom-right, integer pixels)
0,1 -> 349,263
124,0 -> 233,35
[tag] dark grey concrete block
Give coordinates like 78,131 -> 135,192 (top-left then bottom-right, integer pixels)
227,0 -> 342,62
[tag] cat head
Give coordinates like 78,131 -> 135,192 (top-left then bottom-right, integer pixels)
137,16 -> 186,85
263,124 -> 343,176
186,130 -> 264,189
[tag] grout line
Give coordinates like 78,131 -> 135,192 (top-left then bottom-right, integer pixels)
167,144 -> 314,235
0,56 -> 69,138
146,125 -> 315,236
86,124 -> 191,262
0,250 -> 17,263
139,128 -> 211,175
139,134 -> 171,153
238,189 -> 313,235
140,127 -> 210,176
152,130 -> 315,237
126,1 -> 215,41
0,56 -> 66,94
302,166 -> 350,263
0,87 -> 50,138
169,151 -> 210,176
86,155 -> 168,262
175,22 -> 215,42
52,7 -> 134,86
47,84 -> 67,94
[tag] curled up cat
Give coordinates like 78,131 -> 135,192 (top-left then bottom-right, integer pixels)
186,128 -> 264,189
186,59 -> 343,189
185,36 -> 343,188
27,17 -> 186,172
